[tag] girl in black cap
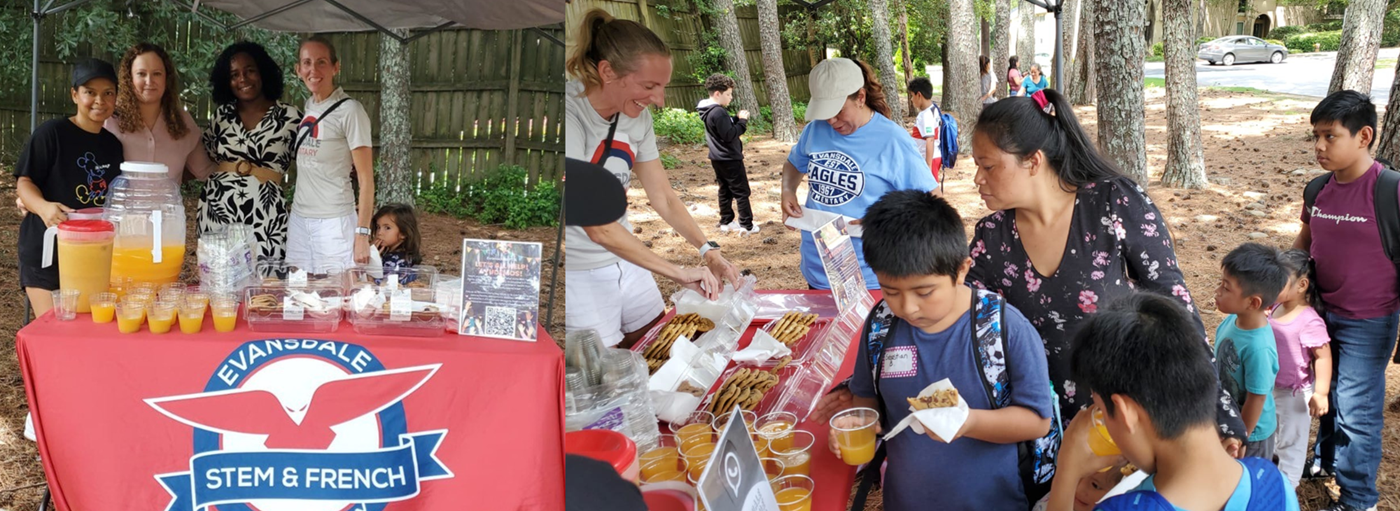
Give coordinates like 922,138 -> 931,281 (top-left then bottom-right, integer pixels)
13,58 -> 124,318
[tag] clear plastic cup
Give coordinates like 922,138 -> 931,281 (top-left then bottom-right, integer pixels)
760,457 -> 787,481
90,291 -> 118,323
211,298 -> 239,333
1089,407 -> 1121,457
183,291 -> 210,313
50,289 -> 80,321
681,441 -> 716,482
772,430 -> 814,477
670,411 -> 716,451
125,291 -> 154,308
146,301 -> 177,334
640,435 -> 687,484
178,302 -> 205,334
830,407 -> 880,466
712,410 -> 758,437
758,411 -> 798,453
116,300 -> 145,333
770,475 -> 815,511
129,282 -> 156,295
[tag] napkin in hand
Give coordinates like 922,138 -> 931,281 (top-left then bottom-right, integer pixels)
883,379 -> 970,442
782,209 -> 863,238
731,329 -> 792,365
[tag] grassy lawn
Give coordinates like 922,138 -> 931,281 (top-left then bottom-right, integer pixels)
1378,57 -> 1397,70
1145,77 -> 1165,88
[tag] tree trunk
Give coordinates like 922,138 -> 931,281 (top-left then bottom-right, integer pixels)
1019,2 -> 1035,69
1095,0 -> 1147,185
1377,60 -> 1400,165
378,29 -> 413,205
713,0 -> 760,114
942,41 -> 951,101
1069,0 -> 1097,105
1196,0 -> 1206,40
807,9 -> 821,67
1161,0 -> 1207,189
756,0 -> 798,142
949,0 -> 981,148
982,17 -> 992,58
868,0 -> 907,120
1065,0 -> 1080,62
896,0 -> 916,113
993,0 -> 1012,99
1328,0 -> 1387,95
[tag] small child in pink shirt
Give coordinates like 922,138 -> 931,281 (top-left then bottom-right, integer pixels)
1268,249 -> 1332,488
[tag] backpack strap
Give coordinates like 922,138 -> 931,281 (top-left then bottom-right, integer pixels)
1093,491 -> 1177,511
970,289 -> 1011,408
849,300 -> 897,511
1373,166 -> 1400,267
1301,173 -> 1330,221
1239,457 -> 1291,510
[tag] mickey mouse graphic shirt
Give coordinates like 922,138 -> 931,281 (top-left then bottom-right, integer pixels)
13,118 -> 123,283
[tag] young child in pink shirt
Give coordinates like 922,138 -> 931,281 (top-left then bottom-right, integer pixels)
1268,249 -> 1332,488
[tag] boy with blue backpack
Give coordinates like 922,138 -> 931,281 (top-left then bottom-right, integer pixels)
830,189 -> 1058,511
1046,292 -> 1298,511
906,77 -> 958,191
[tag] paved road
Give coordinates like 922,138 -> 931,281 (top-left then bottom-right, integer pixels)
1143,48 -> 1400,102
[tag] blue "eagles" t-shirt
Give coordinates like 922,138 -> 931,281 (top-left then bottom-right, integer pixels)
850,297 -> 1054,511
788,113 -> 939,289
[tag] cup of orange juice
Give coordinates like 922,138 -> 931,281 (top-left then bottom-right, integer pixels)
178,301 -> 205,334
770,475 -> 814,511
183,291 -> 209,312
760,457 -> 786,481
211,298 -> 239,333
1089,407 -> 1121,457
116,300 -> 145,333
90,292 -> 117,323
758,411 -> 798,453
639,435 -> 682,481
670,411 -> 715,451
147,301 -> 177,334
712,410 -> 757,438
830,407 -> 880,466
772,430 -> 814,477
681,441 -> 716,482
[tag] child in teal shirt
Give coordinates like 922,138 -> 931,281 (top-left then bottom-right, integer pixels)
1213,243 -> 1287,459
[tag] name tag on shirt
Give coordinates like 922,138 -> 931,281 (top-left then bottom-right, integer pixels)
881,346 -> 918,378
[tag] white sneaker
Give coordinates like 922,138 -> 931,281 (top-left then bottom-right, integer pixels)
719,222 -> 733,233
739,224 -> 759,235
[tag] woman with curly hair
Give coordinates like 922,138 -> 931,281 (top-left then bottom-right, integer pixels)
199,41 -> 302,267
106,42 -> 216,181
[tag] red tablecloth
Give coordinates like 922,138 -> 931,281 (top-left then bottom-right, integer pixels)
17,313 -> 564,511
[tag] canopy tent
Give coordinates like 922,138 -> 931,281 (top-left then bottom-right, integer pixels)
24,0 -> 569,392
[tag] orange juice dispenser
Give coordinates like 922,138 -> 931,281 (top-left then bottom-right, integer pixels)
104,162 -> 186,286
42,220 -> 115,312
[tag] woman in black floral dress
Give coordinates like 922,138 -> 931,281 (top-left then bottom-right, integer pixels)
965,89 -> 1247,443
199,42 -> 301,265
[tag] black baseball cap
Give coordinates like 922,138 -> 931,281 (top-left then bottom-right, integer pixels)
71,58 -> 118,89
564,158 -> 627,227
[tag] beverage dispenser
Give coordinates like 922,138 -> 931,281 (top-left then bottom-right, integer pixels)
104,161 -> 186,285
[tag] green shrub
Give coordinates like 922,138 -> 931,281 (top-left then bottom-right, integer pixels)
652,108 -> 706,145
1196,36 -> 1217,45
1151,42 -> 1164,57
1308,20 -> 1343,32
1385,8 -> 1400,47
660,153 -> 683,169
1285,31 -> 1342,53
791,101 -> 807,124
418,165 -> 560,229
1266,39 -> 1286,47
1268,25 -> 1304,40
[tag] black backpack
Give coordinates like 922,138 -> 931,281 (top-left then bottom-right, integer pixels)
1301,164 -> 1400,362
848,289 -> 1063,509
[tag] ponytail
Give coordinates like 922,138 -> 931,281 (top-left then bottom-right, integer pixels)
849,59 -> 891,119
1278,249 -> 1324,312
974,88 -> 1123,191
565,9 -> 671,96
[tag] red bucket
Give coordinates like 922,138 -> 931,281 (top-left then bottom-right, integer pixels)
565,430 -> 640,483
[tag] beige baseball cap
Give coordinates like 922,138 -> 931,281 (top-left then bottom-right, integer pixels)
804,58 -> 865,122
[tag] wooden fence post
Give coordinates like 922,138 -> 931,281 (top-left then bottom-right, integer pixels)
506,29 -> 527,182
637,0 -> 655,30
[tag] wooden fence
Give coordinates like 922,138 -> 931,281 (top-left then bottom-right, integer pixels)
0,20 -> 564,189
565,0 -> 813,110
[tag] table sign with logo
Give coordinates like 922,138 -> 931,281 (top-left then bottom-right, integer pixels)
697,404 -> 781,511
459,239 -> 543,341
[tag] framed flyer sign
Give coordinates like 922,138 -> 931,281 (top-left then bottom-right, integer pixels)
459,239 -> 542,341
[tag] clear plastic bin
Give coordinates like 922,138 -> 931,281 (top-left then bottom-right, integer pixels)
257,259 -> 348,290
347,265 -> 438,290
345,277 -> 446,337
744,315 -> 833,369
696,363 -> 802,418
243,284 -> 343,333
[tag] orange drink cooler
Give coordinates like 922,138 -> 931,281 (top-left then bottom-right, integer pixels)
103,161 -> 186,287
54,220 -> 115,313
110,244 -> 185,285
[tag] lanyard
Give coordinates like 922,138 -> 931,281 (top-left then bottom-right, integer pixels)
597,113 -> 619,167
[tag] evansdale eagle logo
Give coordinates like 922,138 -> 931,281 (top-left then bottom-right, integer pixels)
146,339 -> 452,511
806,151 -> 864,206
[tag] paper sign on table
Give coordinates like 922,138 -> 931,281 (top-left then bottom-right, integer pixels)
731,329 -> 791,365
783,208 -> 863,238
697,405 -> 780,511
883,379 -> 970,443
459,239 -> 542,341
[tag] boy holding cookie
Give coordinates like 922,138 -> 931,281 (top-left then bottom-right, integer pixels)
827,190 -> 1054,511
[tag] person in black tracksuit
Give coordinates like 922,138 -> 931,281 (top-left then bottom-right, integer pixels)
698,73 -> 756,234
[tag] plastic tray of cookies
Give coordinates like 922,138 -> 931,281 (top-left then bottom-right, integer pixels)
632,311 -> 720,374
346,265 -> 439,290
256,259 -> 348,290
696,362 -> 800,418
743,312 -> 832,369
243,284 -> 344,333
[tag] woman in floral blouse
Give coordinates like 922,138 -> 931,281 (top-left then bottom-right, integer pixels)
965,89 -> 1247,444
199,41 -> 302,266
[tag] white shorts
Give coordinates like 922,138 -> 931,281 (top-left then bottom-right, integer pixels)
565,260 -> 666,347
286,211 -> 356,271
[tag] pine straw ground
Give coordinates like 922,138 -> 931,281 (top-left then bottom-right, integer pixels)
638,87 -> 1400,510
0,190 -> 563,509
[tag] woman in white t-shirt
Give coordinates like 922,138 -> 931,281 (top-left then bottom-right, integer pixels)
565,9 -> 740,348
289,35 -> 375,271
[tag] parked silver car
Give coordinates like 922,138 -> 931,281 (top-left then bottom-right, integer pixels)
1198,36 -> 1288,66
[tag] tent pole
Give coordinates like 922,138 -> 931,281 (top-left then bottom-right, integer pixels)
31,0 -> 40,134
545,193 -> 564,334
322,0 -> 410,43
